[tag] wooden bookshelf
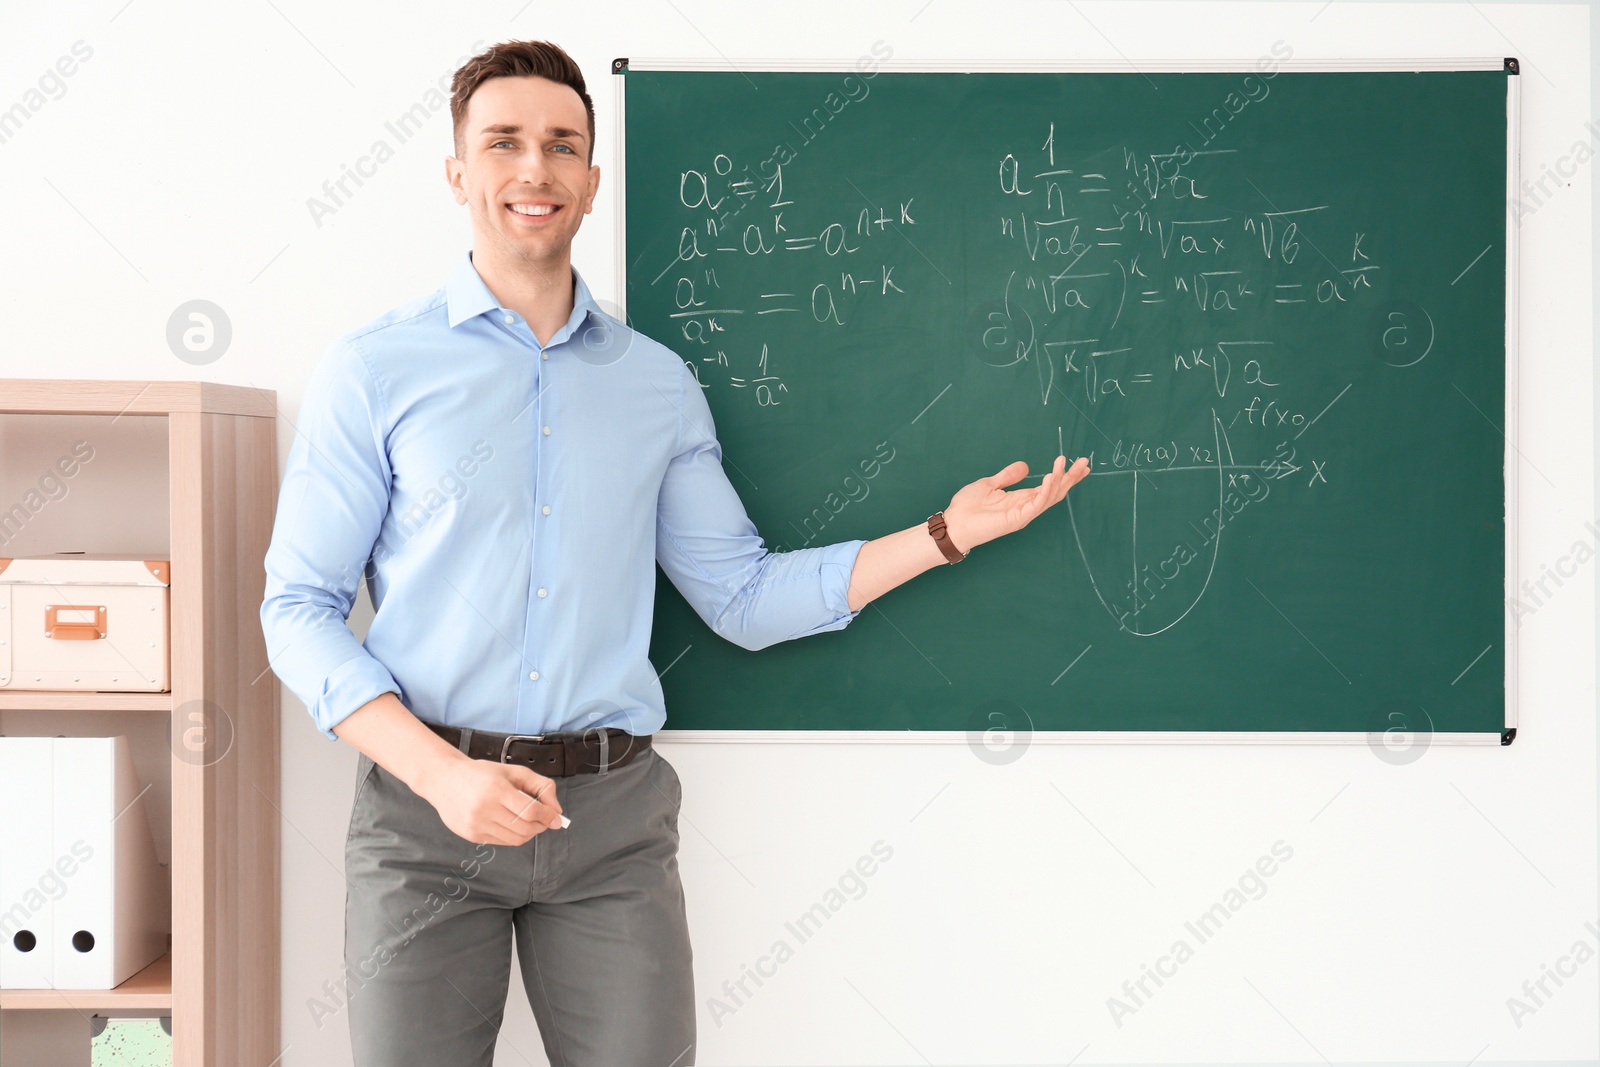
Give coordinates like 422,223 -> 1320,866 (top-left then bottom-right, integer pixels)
0,379 -> 280,1066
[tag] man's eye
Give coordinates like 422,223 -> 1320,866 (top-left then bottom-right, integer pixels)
551,144 -> 574,154
491,140 -> 514,149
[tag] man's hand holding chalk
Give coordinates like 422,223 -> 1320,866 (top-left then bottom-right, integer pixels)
514,780 -> 570,832
418,755 -> 568,845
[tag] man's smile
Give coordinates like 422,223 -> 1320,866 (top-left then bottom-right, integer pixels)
507,201 -> 562,221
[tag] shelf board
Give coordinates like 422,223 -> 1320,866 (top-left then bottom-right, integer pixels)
0,952 -> 171,1011
0,379 -> 276,418
0,691 -> 172,712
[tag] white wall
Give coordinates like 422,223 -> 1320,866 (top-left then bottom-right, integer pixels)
0,2 -> 1592,1064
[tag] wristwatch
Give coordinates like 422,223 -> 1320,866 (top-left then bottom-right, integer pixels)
926,511 -> 967,564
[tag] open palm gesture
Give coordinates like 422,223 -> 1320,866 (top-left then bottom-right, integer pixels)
943,455 -> 1091,554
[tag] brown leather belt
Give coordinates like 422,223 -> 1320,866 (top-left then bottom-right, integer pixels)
423,721 -> 651,776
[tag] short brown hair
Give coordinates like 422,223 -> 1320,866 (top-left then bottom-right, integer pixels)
449,40 -> 595,162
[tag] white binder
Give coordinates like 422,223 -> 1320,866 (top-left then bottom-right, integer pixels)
51,736 -> 168,989
0,736 -> 54,988
0,736 -> 168,989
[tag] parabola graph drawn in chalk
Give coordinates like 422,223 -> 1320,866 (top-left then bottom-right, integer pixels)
1067,409 -> 1253,638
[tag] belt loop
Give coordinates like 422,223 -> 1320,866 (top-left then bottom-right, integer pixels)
457,727 -> 474,756
597,730 -> 610,776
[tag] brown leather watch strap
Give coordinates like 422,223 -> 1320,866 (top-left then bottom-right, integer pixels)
926,511 -> 967,564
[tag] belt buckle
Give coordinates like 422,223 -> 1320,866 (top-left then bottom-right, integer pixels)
498,733 -> 546,762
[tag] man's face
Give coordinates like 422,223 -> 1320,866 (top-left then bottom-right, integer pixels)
446,75 -> 600,271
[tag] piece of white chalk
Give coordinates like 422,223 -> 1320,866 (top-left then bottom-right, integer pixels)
558,814 -> 572,829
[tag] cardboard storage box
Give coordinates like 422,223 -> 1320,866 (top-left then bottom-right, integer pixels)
0,554 -> 171,692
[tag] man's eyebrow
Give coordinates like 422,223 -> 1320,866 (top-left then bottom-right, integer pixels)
478,123 -> 588,142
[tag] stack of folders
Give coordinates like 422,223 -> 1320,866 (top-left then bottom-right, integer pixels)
0,735 -> 169,989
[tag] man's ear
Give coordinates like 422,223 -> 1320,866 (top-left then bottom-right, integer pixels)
584,164 -> 601,214
444,156 -> 466,204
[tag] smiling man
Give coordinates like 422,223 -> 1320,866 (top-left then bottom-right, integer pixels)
261,39 -> 1088,1067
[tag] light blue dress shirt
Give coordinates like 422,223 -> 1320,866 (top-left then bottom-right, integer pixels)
261,251 -> 866,741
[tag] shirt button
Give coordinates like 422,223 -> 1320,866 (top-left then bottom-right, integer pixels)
503,312 -> 515,324
528,670 -> 540,681
537,587 -> 548,598
541,504 -> 552,515
541,352 -> 549,361
542,425 -> 551,436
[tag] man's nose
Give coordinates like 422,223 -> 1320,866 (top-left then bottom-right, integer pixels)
517,150 -> 554,186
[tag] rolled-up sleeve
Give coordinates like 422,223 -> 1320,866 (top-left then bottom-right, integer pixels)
655,362 -> 867,652
260,337 -> 401,740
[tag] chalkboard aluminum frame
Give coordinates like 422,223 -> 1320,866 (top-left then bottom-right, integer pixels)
615,57 -> 1521,746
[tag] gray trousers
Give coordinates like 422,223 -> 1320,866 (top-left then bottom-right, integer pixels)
341,740 -> 696,1066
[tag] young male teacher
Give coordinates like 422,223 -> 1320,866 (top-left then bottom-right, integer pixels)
261,39 -> 1090,1067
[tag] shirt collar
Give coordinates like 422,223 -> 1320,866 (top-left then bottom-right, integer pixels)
446,249 -> 601,341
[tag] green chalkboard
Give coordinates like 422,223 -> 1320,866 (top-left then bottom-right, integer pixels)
624,65 -> 1514,738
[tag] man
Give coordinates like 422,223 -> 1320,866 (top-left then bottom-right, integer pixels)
261,39 -> 1090,1067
